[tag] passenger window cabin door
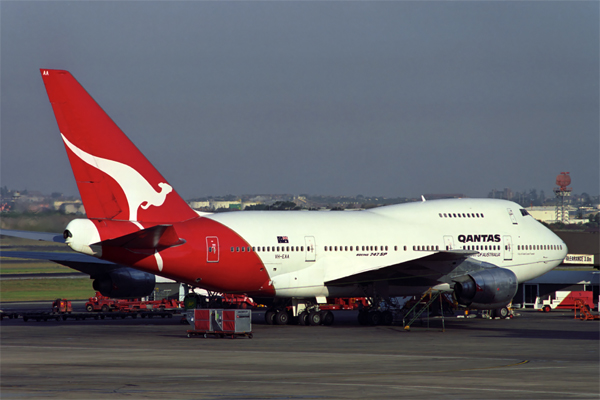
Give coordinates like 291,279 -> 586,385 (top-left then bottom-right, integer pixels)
503,235 -> 513,261
443,235 -> 455,250
304,236 -> 316,262
206,236 -> 219,263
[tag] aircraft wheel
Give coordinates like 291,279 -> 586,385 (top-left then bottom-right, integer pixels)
322,311 -> 334,326
357,310 -> 368,326
275,310 -> 289,325
308,311 -> 322,326
368,311 -> 382,326
265,310 -> 276,325
382,310 -> 393,326
298,311 -> 309,326
498,307 -> 510,319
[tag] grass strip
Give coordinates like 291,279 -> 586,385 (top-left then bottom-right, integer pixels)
1,260 -> 75,275
0,278 -> 95,302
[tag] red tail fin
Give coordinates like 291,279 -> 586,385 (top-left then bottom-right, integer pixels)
40,69 -> 197,223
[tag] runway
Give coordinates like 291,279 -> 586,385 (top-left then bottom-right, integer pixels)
1,306 -> 598,399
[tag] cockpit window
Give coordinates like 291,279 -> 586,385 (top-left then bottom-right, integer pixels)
520,209 -> 530,217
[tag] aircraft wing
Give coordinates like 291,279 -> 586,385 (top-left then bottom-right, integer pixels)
325,250 -> 479,287
1,228 -> 124,276
0,229 -> 65,243
0,250 -> 121,277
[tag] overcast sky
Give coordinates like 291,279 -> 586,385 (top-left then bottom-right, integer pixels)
1,1 -> 598,200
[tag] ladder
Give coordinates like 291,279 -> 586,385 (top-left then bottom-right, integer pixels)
403,289 -> 446,331
574,299 -> 600,320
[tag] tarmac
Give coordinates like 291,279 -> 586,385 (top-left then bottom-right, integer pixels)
1,303 -> 598,399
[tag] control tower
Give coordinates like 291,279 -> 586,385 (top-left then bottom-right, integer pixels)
553,172 -> 572,223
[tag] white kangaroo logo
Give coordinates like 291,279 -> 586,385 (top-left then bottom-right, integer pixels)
62,134 -> 173,221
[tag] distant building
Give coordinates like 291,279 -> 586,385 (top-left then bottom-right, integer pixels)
189,199 -> 255,211
188,201 -> 210,209
211,200 -> 241,210
488,188 -> 513,200
527,206 -> 559,223
527,205 -> 583,224
53,199 -> 83,211
60,203 -> 85,215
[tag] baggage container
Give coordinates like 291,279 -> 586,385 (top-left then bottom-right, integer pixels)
186,309 -> 252,338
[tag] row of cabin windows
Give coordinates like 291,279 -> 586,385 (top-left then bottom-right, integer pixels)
439,212 -> 484,219
324,245 -> 410,252
518,244 -> 563,251
231,246 -> 309,253
462,245 -> 500,251
414,245 -> 439,251
227,242 -> 563,254
325,245 -> 387,252
231,244 -> 452,253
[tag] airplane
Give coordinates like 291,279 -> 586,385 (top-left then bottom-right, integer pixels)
1,69 -> 568,326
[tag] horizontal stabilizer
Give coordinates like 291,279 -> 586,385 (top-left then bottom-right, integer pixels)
95,225 -> 185,250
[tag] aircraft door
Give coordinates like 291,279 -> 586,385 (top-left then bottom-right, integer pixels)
503,235 -> 513,261
443,235 -> 455,250
206,236 -> 219,263
304,236 -> 316,262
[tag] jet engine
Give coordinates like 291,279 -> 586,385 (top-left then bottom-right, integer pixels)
453,267 -> 517,309
93,268 -> 155,299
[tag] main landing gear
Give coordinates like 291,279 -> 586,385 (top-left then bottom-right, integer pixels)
264,304 -> 335,326
357,309 -> 394,326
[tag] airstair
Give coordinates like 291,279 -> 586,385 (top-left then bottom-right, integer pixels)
402,288 -> 446,331
574,299 -> 600,320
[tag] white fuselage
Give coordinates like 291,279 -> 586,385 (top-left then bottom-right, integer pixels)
205,198 -> 567,298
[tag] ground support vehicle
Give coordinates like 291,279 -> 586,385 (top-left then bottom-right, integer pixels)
20,298 -> 80,321
184,293 -> 259,310
535,291 -> 596,313
186,309 -> 253,339
137,310 -> 175,318
52,299 -> 72,314
221,294 -> 257,309
21,311 -> 101,322
0,311 -> 19,320
20,310 -> 177,321
264,297 -> 370,326
320,297 -> 369,311
85,292 -> 183,313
